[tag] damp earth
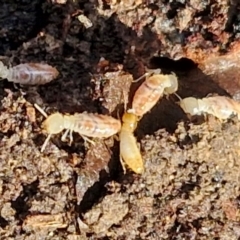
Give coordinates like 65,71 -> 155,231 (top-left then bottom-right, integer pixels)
1,0 -> 240,239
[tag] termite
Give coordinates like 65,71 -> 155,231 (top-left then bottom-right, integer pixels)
119,112 -> 143,174
179,96 -> 240,120
0,61 -> 59,85
34,104 -> 121,152
128,73 -> 178,117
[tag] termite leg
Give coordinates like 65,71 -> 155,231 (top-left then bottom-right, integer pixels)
61,129 -> 75,146
80,134 -> 95,145
19,88 -> 27,96
41,134 -> 52,152
62,130 -> 95,146
69,130 -> 73,145
61,129 -> 69,142
34,103 -> 48,118
113,134 -> 119,141
119,155 -> 126,174
13,83 -> 19,90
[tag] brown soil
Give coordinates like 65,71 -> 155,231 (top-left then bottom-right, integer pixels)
1,0 -> 240,239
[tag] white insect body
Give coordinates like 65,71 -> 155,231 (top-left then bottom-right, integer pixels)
128,73 -> 178,117
0,61 -> 59,85
180,96 -> 240,120
34,104 -> 121,152
119,112 -> 143,174
43,112 -> 122,138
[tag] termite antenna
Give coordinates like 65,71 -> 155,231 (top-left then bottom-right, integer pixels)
41,134 -> 52,152
132,72 -> 150,83
132,68 -> 162,83
34,103 -> 48,118
166,92 -> 182,102
132,74 -> 146,83
174,92 -> 182,101
145,67 -> 161,75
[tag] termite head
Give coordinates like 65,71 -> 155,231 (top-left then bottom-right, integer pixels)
164,73 -> 178,95
42,113 -> 65,134
122,112 -> 138,131
179,97 -> 199,116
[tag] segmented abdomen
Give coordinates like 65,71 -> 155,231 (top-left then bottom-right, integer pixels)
131,77 -> 165,117
71,113 -> 121,138
204,96 -> 240,119
119,130 -> 143,174
7,63 -> 59,85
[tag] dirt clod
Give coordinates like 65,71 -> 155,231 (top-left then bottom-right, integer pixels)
1,0 -> 240,239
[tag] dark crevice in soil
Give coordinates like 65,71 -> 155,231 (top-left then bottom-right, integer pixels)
78,173 -> 108,213
0,215 -> 8,228
11,180 -> 39,221
148,57 -> 197,72
0,0 -> 48,54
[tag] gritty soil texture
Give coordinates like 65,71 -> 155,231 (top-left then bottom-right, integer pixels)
1,0 -> 240,239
